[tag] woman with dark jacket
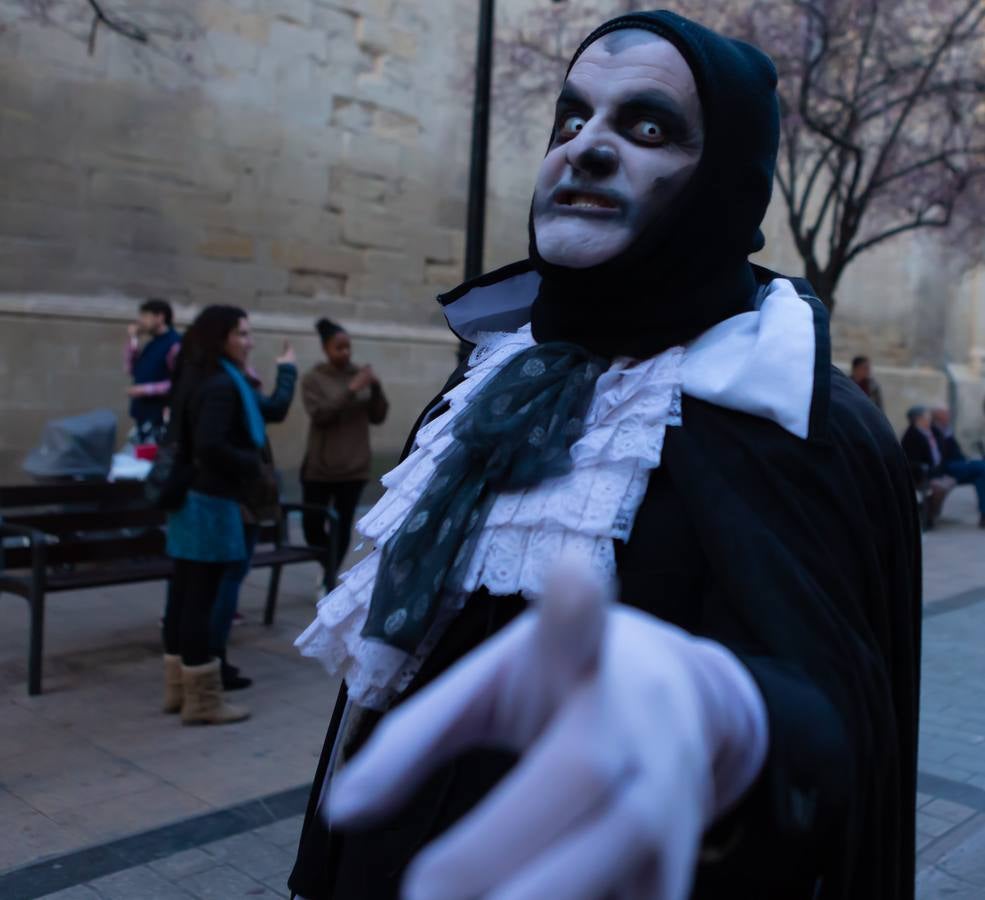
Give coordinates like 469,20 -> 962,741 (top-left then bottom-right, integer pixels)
208,346 -> 297,691
163,305 -> 293,724
301,318 -> 388,592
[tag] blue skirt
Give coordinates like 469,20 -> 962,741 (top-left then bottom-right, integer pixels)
166,491 -> 246,562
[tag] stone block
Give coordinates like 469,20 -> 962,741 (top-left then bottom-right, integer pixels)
366,248 -> 424,282
373,107 -> 421,143
409,225 -> 461,263
266,0 -> 313,26
0,238 -> 78,287
338,129 -> 403,177
288,270 -> 347,297
270,240 -> 364,275
0,201 -> 84,242
356,16 -> 392,54
197,231 -> 256,261
260,157 -> 331,207
220,262 -> 289,296
329,166 -> 390,203
425,261 -> 461,288
331,96 -> 375,131
390,27 -> 419,60
269,19 -> 327,59
0,158 -> 84,206
207,31 -> 263,74
310,5 -> 359,39
89,171 -> 230,211
254,291 -> 358,319
341,207 -> 406,250
198,2 -> 271,44
323,0 -> 392,17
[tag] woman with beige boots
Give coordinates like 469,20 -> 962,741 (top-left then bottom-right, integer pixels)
161,305 -> 276,724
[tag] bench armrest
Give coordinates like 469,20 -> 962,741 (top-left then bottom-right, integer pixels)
0,522 -> 47,578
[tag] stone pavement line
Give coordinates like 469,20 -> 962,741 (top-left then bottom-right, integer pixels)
0,786 -> 308,900
923,586 -> 985,619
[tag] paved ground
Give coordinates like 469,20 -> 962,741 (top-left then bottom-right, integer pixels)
1,489 -> 984,898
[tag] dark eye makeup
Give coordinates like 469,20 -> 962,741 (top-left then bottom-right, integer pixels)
552,85 -> 692,147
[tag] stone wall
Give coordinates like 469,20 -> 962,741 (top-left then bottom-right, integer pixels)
0,0 -> 479,321
0,0 -> 983,480
0,0 -> 474,480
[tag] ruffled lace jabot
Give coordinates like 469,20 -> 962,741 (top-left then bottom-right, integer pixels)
295,325 -> 683,709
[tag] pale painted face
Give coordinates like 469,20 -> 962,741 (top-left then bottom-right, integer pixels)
532,31 -> 704,268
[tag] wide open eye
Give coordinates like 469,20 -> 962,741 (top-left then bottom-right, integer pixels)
629,119 -> 666,144
558,114 -> 587,140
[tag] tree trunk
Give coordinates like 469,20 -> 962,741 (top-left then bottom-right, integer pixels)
802,258 -> 837,313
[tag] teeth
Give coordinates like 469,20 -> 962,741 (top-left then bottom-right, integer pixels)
565,193 -> 612,209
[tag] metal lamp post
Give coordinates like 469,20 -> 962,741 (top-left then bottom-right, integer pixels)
463,0 -> 496,284
460,1 -> 565,360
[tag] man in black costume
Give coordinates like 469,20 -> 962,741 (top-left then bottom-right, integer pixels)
290,11 -> 920,900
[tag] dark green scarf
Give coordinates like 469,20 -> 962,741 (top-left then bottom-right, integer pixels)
361,342 -> 605,652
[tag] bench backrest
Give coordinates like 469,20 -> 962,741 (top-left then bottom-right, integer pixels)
0,481 -> 146,510
1,479 -> 284,571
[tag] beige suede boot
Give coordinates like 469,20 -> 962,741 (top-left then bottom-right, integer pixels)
163,654 -> 184,713
180,660 -> 250,725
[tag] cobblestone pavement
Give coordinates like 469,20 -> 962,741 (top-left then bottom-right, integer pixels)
2,492 -> 984,899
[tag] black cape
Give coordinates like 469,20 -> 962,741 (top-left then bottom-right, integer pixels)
289,291 -> 920,900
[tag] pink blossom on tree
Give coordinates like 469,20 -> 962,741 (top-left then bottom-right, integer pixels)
496,0 -> 985,310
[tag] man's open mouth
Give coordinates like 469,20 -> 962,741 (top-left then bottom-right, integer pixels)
554,189 -> 621,211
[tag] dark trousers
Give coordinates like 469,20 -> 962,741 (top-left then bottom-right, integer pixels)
301,479 -> 365,586
209,524 -> 259,658
942,459 -> 985,514
163,559 -> 225,665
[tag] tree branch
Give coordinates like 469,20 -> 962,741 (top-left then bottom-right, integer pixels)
86,0 -> 148,55
844,208 -> 953,264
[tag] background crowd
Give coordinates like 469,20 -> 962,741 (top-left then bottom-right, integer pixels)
125,298 -> 388,725
117,301 -> 985,727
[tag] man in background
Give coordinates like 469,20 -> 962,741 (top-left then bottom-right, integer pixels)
902,406 -> 956,525
851,355 -> 884,410
125,298 -> 181,443
932,407 -> 985,528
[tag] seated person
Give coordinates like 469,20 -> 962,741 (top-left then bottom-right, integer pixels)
901,406 -> 958,525
932,407 -> 985,528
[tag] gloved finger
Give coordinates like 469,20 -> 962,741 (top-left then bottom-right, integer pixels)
402,685 -> 627,900
495,559 -> 613,741
491,778 -> 701,900
329,613 -> 537,826
646,788 -> 702,900
485,787 -> 651,900
536,556 -> 613,680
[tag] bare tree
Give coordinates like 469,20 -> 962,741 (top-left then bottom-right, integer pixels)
496,0 -> 985,310
3,1 -> 209,78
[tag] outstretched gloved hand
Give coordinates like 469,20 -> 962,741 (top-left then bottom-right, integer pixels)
330,561 -> 768,900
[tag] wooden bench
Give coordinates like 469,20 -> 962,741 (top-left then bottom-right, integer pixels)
0,481 -> 333,695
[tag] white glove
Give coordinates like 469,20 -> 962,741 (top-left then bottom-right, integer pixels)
330,561 -> 768,900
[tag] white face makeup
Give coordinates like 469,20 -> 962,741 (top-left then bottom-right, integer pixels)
532,31 -> 704,269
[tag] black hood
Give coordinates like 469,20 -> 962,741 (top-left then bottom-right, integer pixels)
528,9 -> 781,359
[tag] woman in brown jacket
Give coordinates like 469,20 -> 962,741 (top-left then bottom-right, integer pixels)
301,318 -> 388,592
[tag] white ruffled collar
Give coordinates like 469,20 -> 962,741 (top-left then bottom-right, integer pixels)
296,277 -> 819,709
443,271 -> 818,440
